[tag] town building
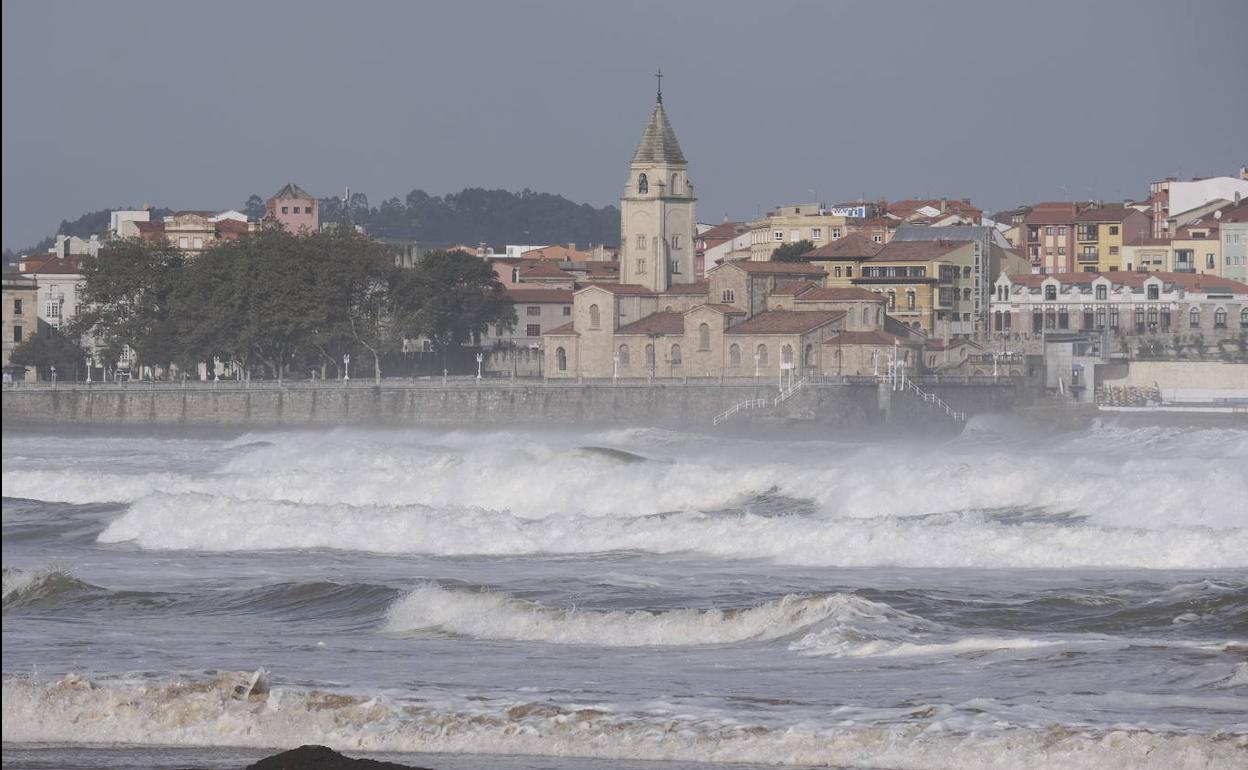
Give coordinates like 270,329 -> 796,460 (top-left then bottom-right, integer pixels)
1123,236 -> 1174,274
15,253 -> 85,334
136,210 -> 251,254
1022,202 -> 1082,273
1071,203 -> 1150,272
1219,200 -> 1248,283
266,183 -> 320,233
2,273 -> 39,382
1170,205 -> 1226,275
989,271 -> 1248,356
747,204 -> 851,261
109,209 -> 151,238
798,232 -> 885,286
1149,175 -> 1248,238
878,198 -> 983,227
695,220 -> 751,275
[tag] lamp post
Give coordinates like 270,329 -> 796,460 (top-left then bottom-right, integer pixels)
754,351 -> 760,381
612,352 -> 619,383
476,352 -> 484,381
343,354 -> 350,381
50,365 -> 57,387
84,355 -> 91,384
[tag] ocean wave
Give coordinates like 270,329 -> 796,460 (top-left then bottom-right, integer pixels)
383,583 -> 878,645
2,568 -> 98,609
96,493 -> 1248,569
3,673 -> 1244,768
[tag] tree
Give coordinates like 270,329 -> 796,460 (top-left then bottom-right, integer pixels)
771,239 -> 816,262
76,237 -> 186,377
243,194 -> 266,221
392,249 -> 516,372
9,330 -> 86,381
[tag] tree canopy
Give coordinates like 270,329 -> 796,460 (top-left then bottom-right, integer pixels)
771,239 -> 816,262
8,329 -> 86,380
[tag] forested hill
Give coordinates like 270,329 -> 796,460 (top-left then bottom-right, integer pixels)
315,188 -> 620,247
5,187 -> 620,264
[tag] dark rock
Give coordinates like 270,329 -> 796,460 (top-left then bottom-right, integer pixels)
246,745 -> 434,770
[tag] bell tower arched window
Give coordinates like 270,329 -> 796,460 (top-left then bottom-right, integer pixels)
638,174 -> 648,194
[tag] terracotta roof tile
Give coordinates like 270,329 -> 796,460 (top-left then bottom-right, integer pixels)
580,283 -> 656,296
506,288 -> 574,303
717,261 -> 828,276
616,311 -> 684,335
725,310 -> 844,335
545,322 -> 577,335
822,330 -> 912,346
660,280 -> 709,295
796,286 -> 885,303
802,232 -> 886,260
865,240 -> 966,262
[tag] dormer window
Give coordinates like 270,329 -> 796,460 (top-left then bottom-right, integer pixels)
1044,285 -> 1057,301
1095,285 -> 1107,300
1146,284 -> 1159,300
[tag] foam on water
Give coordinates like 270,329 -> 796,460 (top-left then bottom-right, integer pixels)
4,673 -> 1244,769
94,492 -> 1248,569
384,583 -> 879,645
2,568 -> 96,609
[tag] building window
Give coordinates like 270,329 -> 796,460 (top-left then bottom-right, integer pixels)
862,307 -> 870,325
1135,307 -> 1146,332
772,231 -> 783,242
563,306 -> 571,316
1109,226 -> 1119,235
1147,284 -> 1159,300
526,324 -> 541,337
178,236 -> 189,249
781,344 -> 794,365
846,266 -> 853,277
756,344 -> 768,366
1058,226 -> 1066,236
1215,308 -> 1227,328
906,290 -> 916,310
1241,308 -> 1248,328
1190,307 -> 1201,328
671,235 -> 680,250
887,291 -> 896,310
281,206 -> 289,214
589,304 -> 601,329
1044,285 -> 1057,301
811,228 -> 822,240
1095,285 -> 1107,300
638,174 -> 648,194
670,344 -> 682,364
831,228 -> 842,239
13,299 -> 22,315
1058,247 -> 1066,255
527,306 -> 541,316
671,259 -> 681,274
1046,226 -> 1054,236
1160,310 -> 1171,330
722,289 -> 736,303
729,343 -> 741,366
697,322 -> 710,350
834,266 -> 842,277
636,258 -> 646,274
804,343 -> 815,367
645,344 -> 655,367
556,347 -> 567,371
962,288 -> 971,301
12,325 -> 21,343
45,302 -> 61,318
872,234 -> 882,244
618,344 -> 630,365
962,266 -> 972,278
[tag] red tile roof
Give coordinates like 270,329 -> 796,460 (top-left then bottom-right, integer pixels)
1073,203 -> 1138,223
822,330 -> 912,346
801,232 -> 885,260
545,322 -> 577,335
506,288 -> 574,303
717,261 -> 828,276
865,240 -> 966,262
1220,200 -> 1248,223
579,283 -> 656,296
520,261 -> 570,278
660,280 -> 709,295
1023,202 -> 1081,225
770,280 -> 819,296
698,221 -> 745,241
1002,271 -> 1248,294
616,311 -> 684,335
726,310 -> 844,335
795,286 -> 885,303
693,303 -> 746,315
19,255 -> 83,274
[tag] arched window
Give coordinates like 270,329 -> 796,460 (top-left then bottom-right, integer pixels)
645,343 -> 655,367
833,349 -> 842,372
1241,307 -> 1248,328
671,235 -> 680,250
887,291 -> 896,310
638,173 -> 648,194
671,173 -> 679,193
804,343 -> 815,367
876,307 -> 882,325
556,347 -> 567,371
906,290 -> 916,310
1045,285 -> 1057,301
1214,307 -> 1227,328
589,303 -> 601,329
670,344 -> 682,364
834,266 -> 842,277
756,344 -> 768,366
862,307 -> 869,325
698,322 -> 710,350
782,344 -> 794,365
1190,307 -> 1201,328
1095,285 -> 1107,300
618,344 -> 630,365
729,344 -> 741,366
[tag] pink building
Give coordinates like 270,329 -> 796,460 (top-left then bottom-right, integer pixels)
266,183 -> 319,233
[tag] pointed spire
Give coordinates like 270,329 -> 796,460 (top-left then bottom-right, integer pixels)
632,99 -> 686,166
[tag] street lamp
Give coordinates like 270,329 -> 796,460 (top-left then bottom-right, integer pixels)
50,365 -> 57,386
612,352 -> 619,383
476,352 -> 484,381
754,351 -> 760,380
343,354 -> 350,381
84,355 -> 91,384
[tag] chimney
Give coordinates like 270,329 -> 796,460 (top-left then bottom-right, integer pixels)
567,242 -> 576,252
940,197 -> 947,213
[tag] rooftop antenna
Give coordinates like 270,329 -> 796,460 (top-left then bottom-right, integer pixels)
655,68 -> 663,103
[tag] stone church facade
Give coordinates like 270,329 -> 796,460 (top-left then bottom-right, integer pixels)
544,86 -> 924,380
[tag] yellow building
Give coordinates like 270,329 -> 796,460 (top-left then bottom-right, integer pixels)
747,203 -> 850,261
1123,237 -> 1174,273
851,241 -> 973,335
1072,204 -> 1150,273
1170,207 -> 1227,275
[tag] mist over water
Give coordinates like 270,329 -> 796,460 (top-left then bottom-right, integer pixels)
3,418 -> 1247,768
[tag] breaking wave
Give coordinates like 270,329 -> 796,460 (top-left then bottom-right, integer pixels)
2,568 -> 98,609
95,492 -> 1248,569
3,673 -> 1244,769
384,584 -> 873,645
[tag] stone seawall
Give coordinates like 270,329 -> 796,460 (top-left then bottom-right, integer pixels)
1,380 -> 1027,430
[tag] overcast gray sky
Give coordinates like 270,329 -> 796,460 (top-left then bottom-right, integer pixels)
3,0 -> 1245,250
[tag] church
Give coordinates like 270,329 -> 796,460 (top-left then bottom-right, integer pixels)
542,81 -> 929,380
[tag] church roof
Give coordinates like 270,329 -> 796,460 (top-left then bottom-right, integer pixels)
616,311 -> 684,335
632,101 -> 687,166
726,310 -> 845,335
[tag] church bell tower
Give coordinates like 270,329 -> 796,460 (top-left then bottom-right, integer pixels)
620,71 -> 697,292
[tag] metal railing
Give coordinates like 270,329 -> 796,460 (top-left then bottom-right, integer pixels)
895,374 -> 965,422
712,398 -> 770,426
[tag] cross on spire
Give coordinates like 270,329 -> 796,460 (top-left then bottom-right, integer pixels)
655,68 -> 663,103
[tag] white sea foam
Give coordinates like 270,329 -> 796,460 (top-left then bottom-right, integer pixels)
96,492 -> 1248,569
3,674 -> 1244,769
2,568 -> 87,607
384,583 -> 876,645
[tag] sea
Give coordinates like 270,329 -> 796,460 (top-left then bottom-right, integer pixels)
2,416 -> 1246,770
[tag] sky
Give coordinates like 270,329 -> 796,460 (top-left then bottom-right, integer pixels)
3,0 -> 1246,250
